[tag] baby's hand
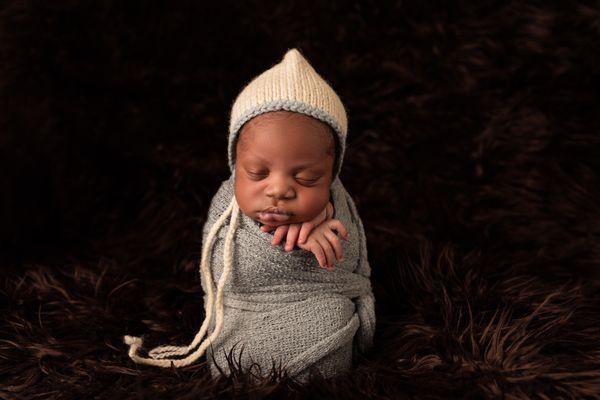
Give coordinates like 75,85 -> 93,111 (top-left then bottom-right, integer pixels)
296,219 -> 349,271
261,202 -> 334,251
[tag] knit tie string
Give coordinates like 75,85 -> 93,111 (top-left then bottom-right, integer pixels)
123,196 -> 239,367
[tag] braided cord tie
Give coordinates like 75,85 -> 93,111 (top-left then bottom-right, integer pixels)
123,196 -> 239,367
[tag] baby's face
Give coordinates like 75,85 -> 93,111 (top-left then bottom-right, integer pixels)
234,111 -> 335,227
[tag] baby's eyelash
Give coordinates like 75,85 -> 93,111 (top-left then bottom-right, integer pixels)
248,171 -> 267,176
246,172 -> 319,184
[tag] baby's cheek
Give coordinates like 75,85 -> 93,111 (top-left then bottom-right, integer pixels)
301,198 -> 329,222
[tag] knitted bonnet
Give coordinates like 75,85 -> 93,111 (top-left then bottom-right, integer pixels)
228,47 -> 348,181
123,48 -> 350,368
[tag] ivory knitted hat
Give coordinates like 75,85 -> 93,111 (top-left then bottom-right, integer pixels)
228,48 -> 348,180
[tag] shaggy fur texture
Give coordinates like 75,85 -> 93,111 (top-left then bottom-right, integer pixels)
1,1 -> 599,398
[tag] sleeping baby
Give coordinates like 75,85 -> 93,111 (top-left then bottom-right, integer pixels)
123,48 -> 376,383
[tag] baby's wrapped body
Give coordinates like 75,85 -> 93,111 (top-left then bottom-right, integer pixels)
201,174 -> 375,381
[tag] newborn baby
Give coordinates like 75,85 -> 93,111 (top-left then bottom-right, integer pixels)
123,48 -> 376,383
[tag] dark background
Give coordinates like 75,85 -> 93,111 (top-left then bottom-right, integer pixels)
1,1 -> 599,398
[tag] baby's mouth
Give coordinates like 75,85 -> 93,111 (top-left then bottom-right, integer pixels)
258,212 -> 291,223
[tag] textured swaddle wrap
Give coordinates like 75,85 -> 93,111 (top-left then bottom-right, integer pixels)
200,173 -> 375,380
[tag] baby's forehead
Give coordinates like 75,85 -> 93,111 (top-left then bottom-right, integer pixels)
235,111 -> 337,166
240,127 -> 331,144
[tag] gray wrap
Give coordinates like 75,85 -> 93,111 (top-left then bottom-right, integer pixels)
201,174 -> 375,381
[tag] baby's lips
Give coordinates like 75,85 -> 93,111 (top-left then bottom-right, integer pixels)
259,212 -> 291,223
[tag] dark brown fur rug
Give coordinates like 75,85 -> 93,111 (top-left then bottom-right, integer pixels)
1,1 -> 599,399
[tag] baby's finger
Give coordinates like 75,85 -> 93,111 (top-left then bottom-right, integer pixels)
323,229 -> 344,262
326,201 -> 334,219
298,222 -> 314,244
316,236 -> 335,270
310,241 -> 327,269
260,224 -> 275,232
327,219 -> 349,240
285,224 -> 301,251
271,225 -> 289,246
